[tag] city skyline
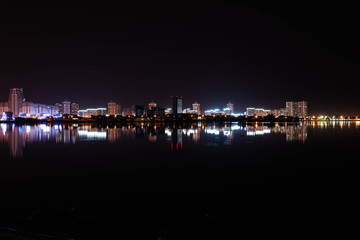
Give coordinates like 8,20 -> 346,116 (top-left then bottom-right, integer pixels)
0,2 -> 359,115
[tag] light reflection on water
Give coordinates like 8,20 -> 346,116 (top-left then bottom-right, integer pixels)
0,121 -> 356,159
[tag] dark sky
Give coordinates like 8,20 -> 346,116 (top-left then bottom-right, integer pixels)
0,2 -> 359,115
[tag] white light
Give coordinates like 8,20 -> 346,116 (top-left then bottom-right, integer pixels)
165,129 -> 172,136
1,123 -> 7,135
78,130 -> 107,139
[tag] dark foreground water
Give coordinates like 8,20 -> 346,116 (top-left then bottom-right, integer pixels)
0,121 -> 359,239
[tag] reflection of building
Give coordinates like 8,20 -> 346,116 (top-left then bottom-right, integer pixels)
285,124 -> 307,142
8,125 -> 25,158
171,128 -> 183,151
172,96 -> 183,114
8,88 -> 25,117
192,101 -> 201,115
62,101 -> 71,114
71,103 -> 80,115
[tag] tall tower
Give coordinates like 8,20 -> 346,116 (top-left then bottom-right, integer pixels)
171,96 -> 183,114
8,88 -> 25,117
286,101 -> 295,117
226,101 -> 234,114
192,101 -> 201,115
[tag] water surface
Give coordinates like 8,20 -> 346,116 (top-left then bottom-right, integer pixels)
0,121 -> 359,239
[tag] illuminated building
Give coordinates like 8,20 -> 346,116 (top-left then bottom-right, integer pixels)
55,103 -> 63,114
297,101 -> 308,118
165,108 -> 172,114
62,101 -> 71,114
78,108 -> 107,117
107,101 -> 116,115
171,96 -> 183,114
183,108 -> 197,114
122,107 -> 133,116
226,101 -> 234,114
8,88 -> 25,117
272,108 -> 287,117
0,102 -> 9,114
286,101 -> 308,118
246,108 -> 256,116
71,103 -> 80,115
286,102 -> 295,117
246,108 -> 271,116
20,102 -> 59,117
148,101 -> 157,110
192,101 -> 201,115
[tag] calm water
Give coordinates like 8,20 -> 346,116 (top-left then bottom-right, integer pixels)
1,121 -> 359,239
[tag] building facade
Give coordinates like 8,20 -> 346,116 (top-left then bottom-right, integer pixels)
172,96 -> 183,114
192,101 -> 201,115
8,88 -> 25,117
62,101 -> 71,114
71,103 -> 80,115
286,101 -> 308,118
226,101 -> 234,114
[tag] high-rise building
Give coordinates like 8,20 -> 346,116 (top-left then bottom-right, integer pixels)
286,102 -> 296,117
148,101 -> 157,110
226,101 -> 234,114
55,103 -> 63,114
192,101 -> 201,115
286,101 -> 308,118
171,96 -> 183,114
62,101 -> 71,115
71,103 -> 79,115
297,101 -> 308,118
8,88 -> 25,117
107,101 -> 116,115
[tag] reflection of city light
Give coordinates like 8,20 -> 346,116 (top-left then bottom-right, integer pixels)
223,131 -> 231,136
165,129 -> 172,136
78,130 -> 107,139
26,125 -> 31,134
1,123 -> 7,135
205,129 -> 220,135
231,125 -> 241,130
40,124 -> 50,132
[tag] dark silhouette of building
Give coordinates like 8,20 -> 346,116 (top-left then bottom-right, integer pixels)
172,96 -> 183,114
134,105 -> 144,117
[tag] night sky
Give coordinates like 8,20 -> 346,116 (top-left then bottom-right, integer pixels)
0,2 -> 359,115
